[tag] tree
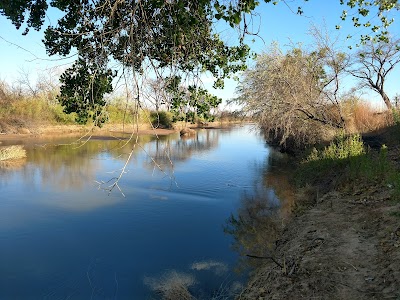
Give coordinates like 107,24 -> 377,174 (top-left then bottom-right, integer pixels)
166,77 -> 222,123
236,40 -> 350,148
146,78 -> 170,112
1,0 -> 258,125
349,38 -> 400,109
1,0 -> 398,125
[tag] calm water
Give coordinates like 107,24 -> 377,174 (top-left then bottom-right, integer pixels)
0,125 -> 284,299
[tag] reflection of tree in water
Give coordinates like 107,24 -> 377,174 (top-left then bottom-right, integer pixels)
8,135 -> 154,190
1,129 -> 227,190
142,129 -> 221,172
225,150 -> 295,271
0,158 -> 28,186
225,188 -> 282,271
262,150 -> 296,219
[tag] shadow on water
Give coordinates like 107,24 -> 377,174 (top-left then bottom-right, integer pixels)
143,145 -> 297,299
225,148 -> 296,273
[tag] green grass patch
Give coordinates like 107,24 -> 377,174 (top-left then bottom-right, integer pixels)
296,133 -> 399,197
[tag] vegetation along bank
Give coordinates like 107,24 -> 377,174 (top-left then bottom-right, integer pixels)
233,29 -> 400,299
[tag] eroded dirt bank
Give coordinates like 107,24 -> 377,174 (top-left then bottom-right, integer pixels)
238,132 -> 400,300
238,185 -> 400,299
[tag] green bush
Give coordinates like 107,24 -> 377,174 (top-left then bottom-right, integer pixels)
306,133 -> 365,162
50,104 -> 77,124
150,111 -> 173,128
297,134 -> 391,188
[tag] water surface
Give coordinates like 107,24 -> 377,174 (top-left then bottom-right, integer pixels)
0,125 -> 284,299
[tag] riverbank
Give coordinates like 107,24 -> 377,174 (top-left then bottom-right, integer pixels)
0,121 -> 241,143
238,127 -> 400,299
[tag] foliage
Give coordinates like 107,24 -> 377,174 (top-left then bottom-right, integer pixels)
337,0 -> 399,44
150,111 -> 173,129
1,0 -> 398,126
236,39 -> 349,148
306,133 -> 365,161
58,58 -> 114,125
105,104 -> 135,124
2,0 -> 255,125
297,134 -> 396,192
349,38 -> 400,109
166,78 -> 222,123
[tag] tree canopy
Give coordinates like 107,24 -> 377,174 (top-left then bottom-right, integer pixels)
1,0 -> 258,123
236,40 -> 350,148
0,0 -> 398,124
349,37 -> 400,109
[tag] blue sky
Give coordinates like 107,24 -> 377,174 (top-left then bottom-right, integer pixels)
0,1 -> 398,108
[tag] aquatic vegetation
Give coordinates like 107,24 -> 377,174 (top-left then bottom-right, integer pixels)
0,145 -> 27,161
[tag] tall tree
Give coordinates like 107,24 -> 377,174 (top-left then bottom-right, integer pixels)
349,38 -> 400,109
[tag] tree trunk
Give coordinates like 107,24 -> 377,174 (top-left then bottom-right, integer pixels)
381,91 -> 393,110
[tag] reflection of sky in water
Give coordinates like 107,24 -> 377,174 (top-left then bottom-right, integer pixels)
0,125 -> 282,299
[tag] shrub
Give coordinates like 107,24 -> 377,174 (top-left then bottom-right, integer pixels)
306,133 -> 365,162
50,104 -> 77,124
297,133 -> 367,188
150,110 -> 173,128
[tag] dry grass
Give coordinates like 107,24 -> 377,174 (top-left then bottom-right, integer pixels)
144,270 -> 196,300
0,145 -> 27,161
342,100 -> 390,133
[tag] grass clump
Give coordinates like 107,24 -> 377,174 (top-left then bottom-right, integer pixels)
296,130 -> 400,205
0,145 -> 27,161
297,133 -> 365,186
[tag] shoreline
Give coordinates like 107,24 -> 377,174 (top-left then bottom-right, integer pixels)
238,129 -> 400,299
0,121 -> 243,143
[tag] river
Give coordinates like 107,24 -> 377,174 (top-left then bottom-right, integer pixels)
0,124 -> 289,299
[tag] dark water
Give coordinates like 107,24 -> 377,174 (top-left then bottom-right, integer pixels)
0,125 -> 285,299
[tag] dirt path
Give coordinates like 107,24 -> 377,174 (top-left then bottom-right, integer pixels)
238,181 -> 400,299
